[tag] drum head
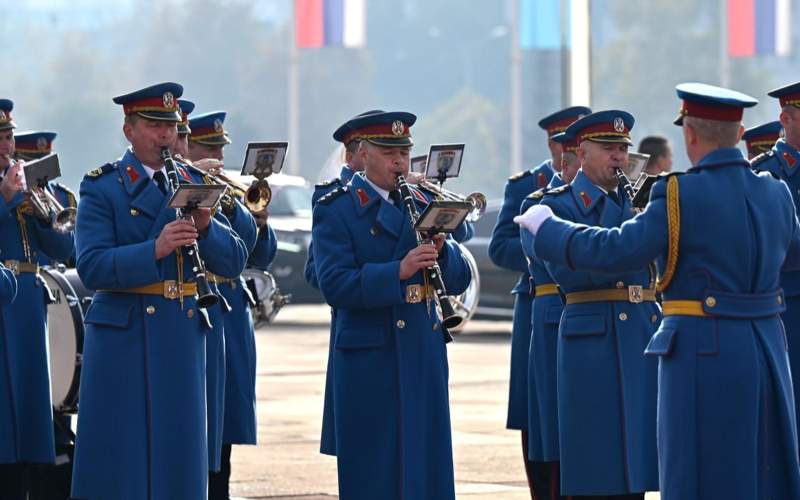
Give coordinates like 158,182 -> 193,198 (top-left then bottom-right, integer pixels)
42,268 -> 84,414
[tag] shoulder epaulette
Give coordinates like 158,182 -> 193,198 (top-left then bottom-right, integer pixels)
751,150 -> 774,169
315,178 -> 342,189
526,188 -> 546,200
542,184 -> 571,196
84,162 -> 116,180
508,170 -> 533,182
318,186 -> 348,205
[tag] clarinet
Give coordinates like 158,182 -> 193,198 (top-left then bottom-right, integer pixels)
160,147 -> 218,309
614,167 -> 637,203
396,175 -> 461,341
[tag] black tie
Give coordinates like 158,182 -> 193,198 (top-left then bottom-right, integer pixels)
389,190 -> 403,209
607,189 -> 620,206
153,171 -> 169,195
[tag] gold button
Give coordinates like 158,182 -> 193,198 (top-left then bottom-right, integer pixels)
187,308 -> 195,318
396,320 -> 405,329
146,306 -> 156,315
778,296 -> 784,305
705,296 -> 717,308
231,281 -> 237,289
651,314 -> 658,323
616,281 -> 625,289
370,227 -> 378,236
130,208 -> 139,216
619,312 -> 628,321
126,166 -> 132,171
432,323 -> 439,330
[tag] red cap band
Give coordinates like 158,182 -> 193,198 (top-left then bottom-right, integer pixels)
680,100 -> 743,122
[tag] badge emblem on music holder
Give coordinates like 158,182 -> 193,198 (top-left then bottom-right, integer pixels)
614,117 -> 625,133
214,119 -> 224,133
36,137 -> 48,151
162,91 -> 175,109
392,120 -> 405,136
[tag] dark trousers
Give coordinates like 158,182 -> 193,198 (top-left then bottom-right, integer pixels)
521,431 -> 571,500
209,444 -> 233,500
0,463 -> 29,500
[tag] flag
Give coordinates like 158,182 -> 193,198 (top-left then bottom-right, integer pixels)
728,0 -> 791,57
519,0 -> 570,50
295,0 -> 365,49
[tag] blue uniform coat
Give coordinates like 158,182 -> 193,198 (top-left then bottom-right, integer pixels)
70,149 -> 249,500
313,173 -> 471,500
0,179 -> 74,465
520,174 -> 565,462
752,138 -> 800,440
489,160 -> 554,431
533,169 -> 660,495
218,209 -> 275,445
535,148 -> 800,500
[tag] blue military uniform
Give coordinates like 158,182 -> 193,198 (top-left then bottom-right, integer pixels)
528,85 -> 800,500
70,83 -> 250,500
15,131 -> 78,268
751,82 -> 800,449
489,106 -> 590,439
313,113 -> 471,499
0,99 -> 75,472
531,111 -> 660,496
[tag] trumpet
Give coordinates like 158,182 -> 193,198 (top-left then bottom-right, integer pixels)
2,156 -> 75,234
416,179 -> 487,222
244,178 -> 271,212
178,158 -> 271,213
23,187 -> 77,234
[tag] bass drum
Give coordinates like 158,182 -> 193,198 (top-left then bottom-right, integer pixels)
43,267 -> 92,415
242,268 -> 291,328
448,243 -> 480,333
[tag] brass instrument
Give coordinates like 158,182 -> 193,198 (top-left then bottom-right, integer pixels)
3,156 -> 76,233
416,179 -> 487,222
183,160 -> 271,213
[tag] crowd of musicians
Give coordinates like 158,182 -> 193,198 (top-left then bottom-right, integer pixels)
2,77 -> 800,500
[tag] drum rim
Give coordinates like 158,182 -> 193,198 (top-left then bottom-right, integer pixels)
42,267 -> 84,414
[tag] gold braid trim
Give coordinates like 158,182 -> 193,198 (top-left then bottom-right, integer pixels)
15,207 -> 32,262
656,175 -> 680,292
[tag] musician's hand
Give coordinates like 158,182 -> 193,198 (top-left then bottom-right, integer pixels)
252,207 -> 268,228
431,233 -> 446,253
155,220 -> 198,259
405,172 -> 425,184
399,242 -> 439,280
0,162 -> 23,203
193,158 -> 224,175
190,208 -> 212,232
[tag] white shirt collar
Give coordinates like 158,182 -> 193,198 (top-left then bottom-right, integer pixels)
140,163 -> 167,180
361,173 -> 391,202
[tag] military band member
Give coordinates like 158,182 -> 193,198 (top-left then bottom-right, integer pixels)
14,130 -> 78,269
518,83 -> 800,500
0,99 -> 75,499
70,82 -> 249,499
308,110 -> 376,458
173,99 -> 195,158
519,131 -> 581,500
187,110 -> 276,500
742,121 -> 782,160
521,110 -> 660,498
312,111 -> 471,499
488,105 -> 589,494
751,81 -> 800,445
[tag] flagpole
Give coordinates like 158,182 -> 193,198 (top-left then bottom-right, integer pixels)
288,3 -> 300,175
720,0 -> 730,87
510,0 -> 522,174
561,0 -> 571,107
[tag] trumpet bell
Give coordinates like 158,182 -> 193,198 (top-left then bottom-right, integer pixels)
245,179 -> 272,212
54,207 -> 77,233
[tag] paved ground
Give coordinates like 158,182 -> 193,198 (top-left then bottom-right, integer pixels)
232,304 -> 659,499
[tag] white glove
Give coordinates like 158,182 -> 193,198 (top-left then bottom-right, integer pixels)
513,204 -> 554,235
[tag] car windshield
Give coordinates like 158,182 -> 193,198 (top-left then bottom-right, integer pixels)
270,184 -> 313,217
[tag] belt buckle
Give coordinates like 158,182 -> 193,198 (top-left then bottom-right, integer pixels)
4,260 -> 19,276
164,280 -> 180,300
628,285 -> 643,304
406,284 -> 423,304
